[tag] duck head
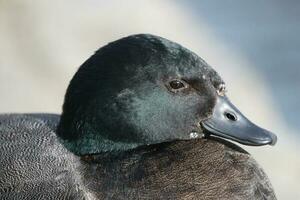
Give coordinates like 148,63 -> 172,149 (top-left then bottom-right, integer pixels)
57,34 -> 277,155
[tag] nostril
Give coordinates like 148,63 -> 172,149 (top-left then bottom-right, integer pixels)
225,112 -> 237,121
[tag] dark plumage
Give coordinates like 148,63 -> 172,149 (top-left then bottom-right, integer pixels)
0,34 -> 276,199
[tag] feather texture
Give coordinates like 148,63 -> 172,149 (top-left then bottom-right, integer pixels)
0,114 -> 276,199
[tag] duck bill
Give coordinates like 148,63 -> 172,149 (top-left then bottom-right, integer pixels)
201,96 -> 277,146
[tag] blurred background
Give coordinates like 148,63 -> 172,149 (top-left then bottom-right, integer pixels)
0,0 -> 299,198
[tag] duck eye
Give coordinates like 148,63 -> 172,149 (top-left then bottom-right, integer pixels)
169,80 -> 185,90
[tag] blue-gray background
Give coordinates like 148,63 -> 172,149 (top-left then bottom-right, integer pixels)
179,0 -> 300,132
0,1 -> 299,199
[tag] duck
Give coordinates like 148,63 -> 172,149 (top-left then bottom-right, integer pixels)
0,34 -> 277,199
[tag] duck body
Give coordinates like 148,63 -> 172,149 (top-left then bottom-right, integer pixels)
0,114 -> 275,200
0,114 -> 89,199
85,138 -> 276,200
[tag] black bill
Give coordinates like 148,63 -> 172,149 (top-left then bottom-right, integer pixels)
201,96 -> 277,146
